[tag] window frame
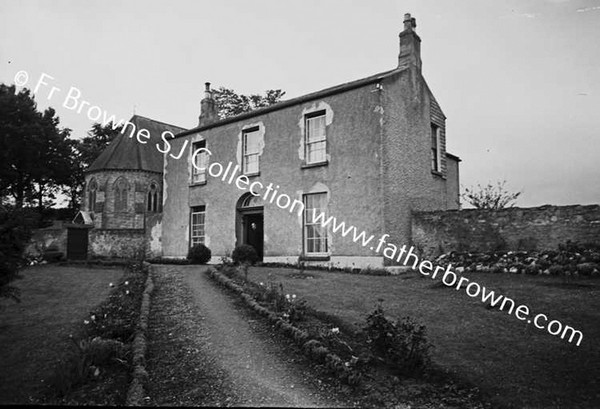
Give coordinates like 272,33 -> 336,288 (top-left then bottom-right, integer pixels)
304,110 -> 328,166
191,140 -> 208,185
242,126 -> 260,176
147,182 -> 159,213
114,179 -> 128,213
88,179 -> 97,212
431,123 -> 441,174
302,192 -> 329,257
190,205 -> 206,248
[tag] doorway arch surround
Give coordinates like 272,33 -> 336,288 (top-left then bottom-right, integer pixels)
235,193 -> 264,260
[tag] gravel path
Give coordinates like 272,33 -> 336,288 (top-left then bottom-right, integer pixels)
144,265 -> 353,407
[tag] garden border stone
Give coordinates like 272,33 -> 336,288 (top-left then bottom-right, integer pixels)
125,261 -> 154,406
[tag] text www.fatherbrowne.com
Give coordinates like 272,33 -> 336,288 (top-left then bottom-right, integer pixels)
311,209 -> 584,347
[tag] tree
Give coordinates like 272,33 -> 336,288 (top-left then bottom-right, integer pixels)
462,180 -> 522,210
212,87 -> 285,120
0,84 -> 73,210
0,206 -> 39,304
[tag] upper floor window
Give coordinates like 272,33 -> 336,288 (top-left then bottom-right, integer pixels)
192,140 -> 208,184
305,111 -> 327,164
242,127 -> 260,175
88,178 -> 97,212
431,124 -> 440,173
114,178 -> 129,212
190,205 -> 206,247
303,192 -> 328,255
147,182 -> 159,212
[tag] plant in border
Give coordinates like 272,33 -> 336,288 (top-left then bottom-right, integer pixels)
231,244 -> 259,265
363,299 -> 432,376
187,243 -> 212,264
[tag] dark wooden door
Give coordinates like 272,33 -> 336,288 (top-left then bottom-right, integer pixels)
67,228 -> 89,260
244,213 -> 263,260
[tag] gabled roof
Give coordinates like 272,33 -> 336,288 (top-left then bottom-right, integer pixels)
175,66 -> 407,138
87,115 -> 186,173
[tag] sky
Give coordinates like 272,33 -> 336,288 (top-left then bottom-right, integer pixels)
1,0 -> 599,207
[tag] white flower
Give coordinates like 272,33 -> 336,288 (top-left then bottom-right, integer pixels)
84,320 -> 90,325
109,282 -> 114,287
124,281 -> 129,286
292,294 -> 297,299
259,282 -> 264,286
331,327 -> 340,334
126,290 -> 130,295
91,315 -> 96,321
285,294 -> 291,300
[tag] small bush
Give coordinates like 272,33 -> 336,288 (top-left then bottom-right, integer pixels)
187,243 -> 212,264
363,301 -> 432,376
231,244 -> 259,265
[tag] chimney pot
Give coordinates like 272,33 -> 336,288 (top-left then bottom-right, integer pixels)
403,13 -> 417,31
199,81 -> 218,126
398,12 -> 421,71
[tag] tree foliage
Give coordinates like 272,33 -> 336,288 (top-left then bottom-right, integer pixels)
0,84 -> 73,209
462,180 -> 522,210
213,87 -> 285,120
0,206 -> 39,303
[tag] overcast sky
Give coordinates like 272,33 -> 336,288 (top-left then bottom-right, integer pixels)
1,0 -> 598,207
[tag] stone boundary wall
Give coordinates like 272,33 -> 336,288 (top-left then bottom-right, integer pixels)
89,229 -> 146,259
412,204 -> 600,258
24,221 -> 68,258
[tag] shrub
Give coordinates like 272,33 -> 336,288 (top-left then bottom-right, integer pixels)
548,265 -> 564,276
363,301 -> 432,376
231,244 -> 259,265
187,243 -> 212,264
0,207 -> 38,302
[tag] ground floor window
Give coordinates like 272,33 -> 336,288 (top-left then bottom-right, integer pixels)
190,205 -> 206,246
303,192 -> 328,255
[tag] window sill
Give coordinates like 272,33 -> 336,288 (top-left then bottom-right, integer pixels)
300,255 -> 331,262
301,160 -> 328,169
431,170 -> 444,178
243,172 -> 261,178
189,181 -> 207,187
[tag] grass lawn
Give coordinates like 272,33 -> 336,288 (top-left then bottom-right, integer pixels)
0,264 -> 124,404
247,266 -> 600,408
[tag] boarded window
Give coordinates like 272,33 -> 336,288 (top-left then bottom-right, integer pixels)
192,140 -> 208,184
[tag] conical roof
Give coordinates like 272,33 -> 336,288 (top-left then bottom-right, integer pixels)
87,115 -> 186,173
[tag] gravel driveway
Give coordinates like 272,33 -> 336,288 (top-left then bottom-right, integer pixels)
144,265 -> 353,407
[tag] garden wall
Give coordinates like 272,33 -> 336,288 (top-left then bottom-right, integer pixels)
412,204 -> 600,257
24,221 -> 68,258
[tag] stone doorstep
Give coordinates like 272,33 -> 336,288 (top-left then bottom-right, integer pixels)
384,266 -> 413,275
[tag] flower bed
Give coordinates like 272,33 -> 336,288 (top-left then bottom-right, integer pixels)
40,261 -> 149,405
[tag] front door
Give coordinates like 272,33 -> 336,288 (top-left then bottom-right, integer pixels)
244,213 -> 263,260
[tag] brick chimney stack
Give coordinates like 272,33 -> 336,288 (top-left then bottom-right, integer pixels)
398,13 -> 422,72
198,82 -> 218,126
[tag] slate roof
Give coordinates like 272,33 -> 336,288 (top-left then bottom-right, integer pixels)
87,115 -> 186,173
175,67 -> 406,138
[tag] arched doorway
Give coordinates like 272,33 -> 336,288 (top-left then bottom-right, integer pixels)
236,193 -> 264,260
